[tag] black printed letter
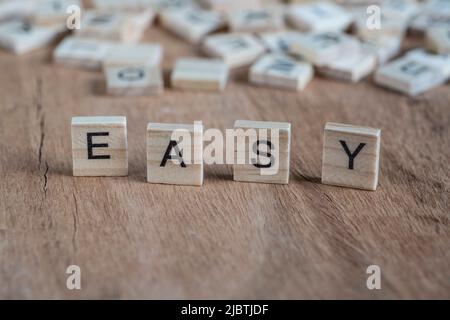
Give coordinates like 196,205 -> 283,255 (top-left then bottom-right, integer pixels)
87,132 -> 110,160
339,140 -> 366,170
252,140 -> 274,168
160,140 -> 186,167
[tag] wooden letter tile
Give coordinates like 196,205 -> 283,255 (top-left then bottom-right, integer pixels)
423,0 -> 450,18
354,14 -> 407,42
289,31 -> 360,66
317,46 -> 377,82
201,0 -> 262,14
105,65 -> 163,96
360,35 -> 402,65
321,122 -> 381,191
405,48 -> 450,76
103,42 -> 163,68
75,10 -> 153,43
31,0 -> 83,26
0,20 -> 63,54
409,0 -> 450,34
75,10 -> 132,42
92,0 -> 155,11
147,123 -> 203,186
228,7 -> 285,33
71,116 -> 128,177
375,49 -> 450,96
53,36 -> 114,70
171,57 -> 229,91
160,7 -> 224,44
0,0 -> 33,21
426,27 -> 450,54
410,13 -> 450,35
149,0 -> 197,13
233,120 -> 291,184
202,33 -> 266,68
287,1 -> 352,32
249,53 -> 313,90
382,0 -> 420,20
259,31 -> 301,54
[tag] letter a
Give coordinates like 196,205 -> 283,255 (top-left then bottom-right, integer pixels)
366,265 -> 381,290
66,265 -> 81,290
160,140 -> 186,167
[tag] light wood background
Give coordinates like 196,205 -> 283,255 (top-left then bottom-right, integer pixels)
0,17 -> 449,299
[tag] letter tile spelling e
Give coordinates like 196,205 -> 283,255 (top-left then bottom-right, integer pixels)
71,116 -> 128,176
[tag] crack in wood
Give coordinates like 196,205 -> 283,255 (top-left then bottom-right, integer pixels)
35,77 -> 49,197
71,191 -> 79,255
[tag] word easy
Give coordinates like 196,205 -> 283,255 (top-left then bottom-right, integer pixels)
71,116 -> 381,190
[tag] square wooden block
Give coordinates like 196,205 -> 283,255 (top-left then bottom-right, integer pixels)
0,20 -> 63,54
321,122 -> 381,191
75,9 -> 153,43
423,0 -> 450,17
289,31 -> 360,66
233,120 -> 291,184
105,65 -> 163,96
103,42 -> 163,68
92,0 -> 154,11
382,0 -> 420,22
147,123 -> 203,186
406,48 -> 450,77
259,31 -> 301,53
317,46 -> 377,82
160,7 -> 224,44
287,1 -> 352,32
426,27 -> 450,54
71,116 -> 128,177
351,4 -> 407,43
361,35 -> 402,65
202,33 -> 266,68
410,13 -> 450,35
228,7 -> 285,33
150,0 -> 198,12
201,0 -> 262,14
75,10 -> 133,42
31,0 -> 83,26
0,1 -> 33,21
53,37 -> 113,70
375,49 -> 450,96
171,57 -> 229,91
249,53 -> 313,90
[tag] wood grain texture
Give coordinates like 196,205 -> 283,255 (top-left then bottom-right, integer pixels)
0,21 -> 449,299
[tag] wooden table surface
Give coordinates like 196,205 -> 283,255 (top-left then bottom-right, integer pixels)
0,24 -> 449,299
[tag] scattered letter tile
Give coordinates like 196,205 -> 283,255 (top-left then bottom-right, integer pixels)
171,57 -> 229,91
249,53 -> 313,90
